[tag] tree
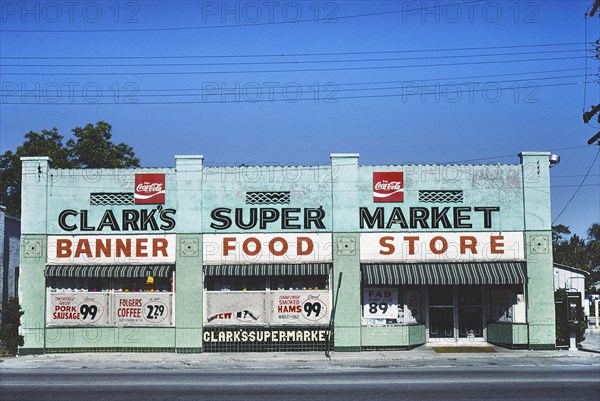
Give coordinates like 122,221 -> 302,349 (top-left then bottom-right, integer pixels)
66,122 -> 140,169
0,298 -> 24,356
587,224 -> 600,284
0,122 -> 140,216
553,223 -> 600,291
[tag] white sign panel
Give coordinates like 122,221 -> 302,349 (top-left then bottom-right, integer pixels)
47,292 -> 110,327
360,232 -> 524,262
205,292 -> 266,324
47,234 -> 176,264
271,291 -> 330,325
113,293 -> 174,327
363,287 -> 398,319
203,233 -> 332,264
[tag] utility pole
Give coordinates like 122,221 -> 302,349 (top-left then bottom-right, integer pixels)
583,104 -> 600,124
589,0 -> 600,16
584,1 -> 600,145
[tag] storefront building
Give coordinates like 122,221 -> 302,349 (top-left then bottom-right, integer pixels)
18,152 -> 555,354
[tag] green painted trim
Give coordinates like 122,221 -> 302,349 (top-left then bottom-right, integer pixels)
45,347 -> 177,353
334,346 -> 362,352
17,348 -> 44,356
488,342 -> 529,350
361,324 -> 426,348
176,348 -> 203,354
361,345 -> 417,351
529,344 -> 556,351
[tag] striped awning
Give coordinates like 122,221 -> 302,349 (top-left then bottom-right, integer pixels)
44,264 -> 174,278
362,262 -> 526,286
204,263 -> 331,276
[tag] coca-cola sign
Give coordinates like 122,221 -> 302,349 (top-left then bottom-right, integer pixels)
373,172 -> 404,203
135,174 -> 165,204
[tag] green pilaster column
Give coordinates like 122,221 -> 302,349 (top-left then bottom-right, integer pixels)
19,157 -> 52,354
519,152 -> 555,349
330,154 -> 362,351
174,155 -> 204,352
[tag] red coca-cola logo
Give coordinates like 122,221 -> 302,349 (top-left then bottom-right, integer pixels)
135,174 -> 165,204
373,172 -> 404,202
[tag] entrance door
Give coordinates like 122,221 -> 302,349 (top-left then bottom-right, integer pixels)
429,307 -> 454,338
428,286 -> 454,340
458,286 -> 483,339
427,286 -> 485,342
458,307 -> 483,337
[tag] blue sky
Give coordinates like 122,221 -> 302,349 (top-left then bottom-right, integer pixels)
0,0 -> 599,238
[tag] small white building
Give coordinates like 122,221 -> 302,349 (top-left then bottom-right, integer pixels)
554,263 -> 590,317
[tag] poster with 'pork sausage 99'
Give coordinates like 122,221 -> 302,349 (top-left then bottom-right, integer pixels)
47,293 -> 110,327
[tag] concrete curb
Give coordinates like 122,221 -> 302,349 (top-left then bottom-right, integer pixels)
1,348 -> 599,371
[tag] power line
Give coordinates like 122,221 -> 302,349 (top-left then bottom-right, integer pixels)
444,145 -> 590,164
0,74 -> 585,99
1,56 -> 585,76
1,81 -> 581,105
0,1 -> 483,33
0,42 -> 586,60
552,148 -> 600,224
0,49 -> 585,68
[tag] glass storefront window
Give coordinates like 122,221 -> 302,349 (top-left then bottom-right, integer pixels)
48,276 -> 173,293
362,286 -> 422,326
205,275 -> 329,292
490,286 -> 516,323
458,285 -> 482,305
205,276 -> 267,291
429,286 -> 453,306
270,275 -> 329,291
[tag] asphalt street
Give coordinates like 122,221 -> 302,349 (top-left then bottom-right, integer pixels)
2,331 -> 599,401
2,366 -> 599,401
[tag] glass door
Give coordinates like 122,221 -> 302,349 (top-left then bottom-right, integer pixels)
429,307 -> 454,338
428,286 -> 454,339
458,286 -> 483,338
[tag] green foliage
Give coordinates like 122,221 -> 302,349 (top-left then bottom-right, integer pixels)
0,298 -> 24,356
0,122 -> 140,216
552,223 -> 600,291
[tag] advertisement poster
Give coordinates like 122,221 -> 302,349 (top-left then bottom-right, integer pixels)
113,293 -> 173,327
271,290 -> 330,325
373,171 -> 404,203
205,292 -> 266,324
363,287 -> 398,319
47,293 -> 110,327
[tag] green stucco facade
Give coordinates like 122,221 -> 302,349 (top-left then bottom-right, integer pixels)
18,152 -> 555,354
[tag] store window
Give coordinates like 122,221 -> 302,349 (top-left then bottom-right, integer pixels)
205,275 -> 329,292
362,286 -> 422,326
48,276 -> 173,293
204,274 -> 331,326
45,266 -> 176,327
489,285 -> 526,323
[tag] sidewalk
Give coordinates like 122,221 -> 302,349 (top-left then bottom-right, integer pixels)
580,326 -> 600,353
2,328 -> 598,371
1,343 -> 598,371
